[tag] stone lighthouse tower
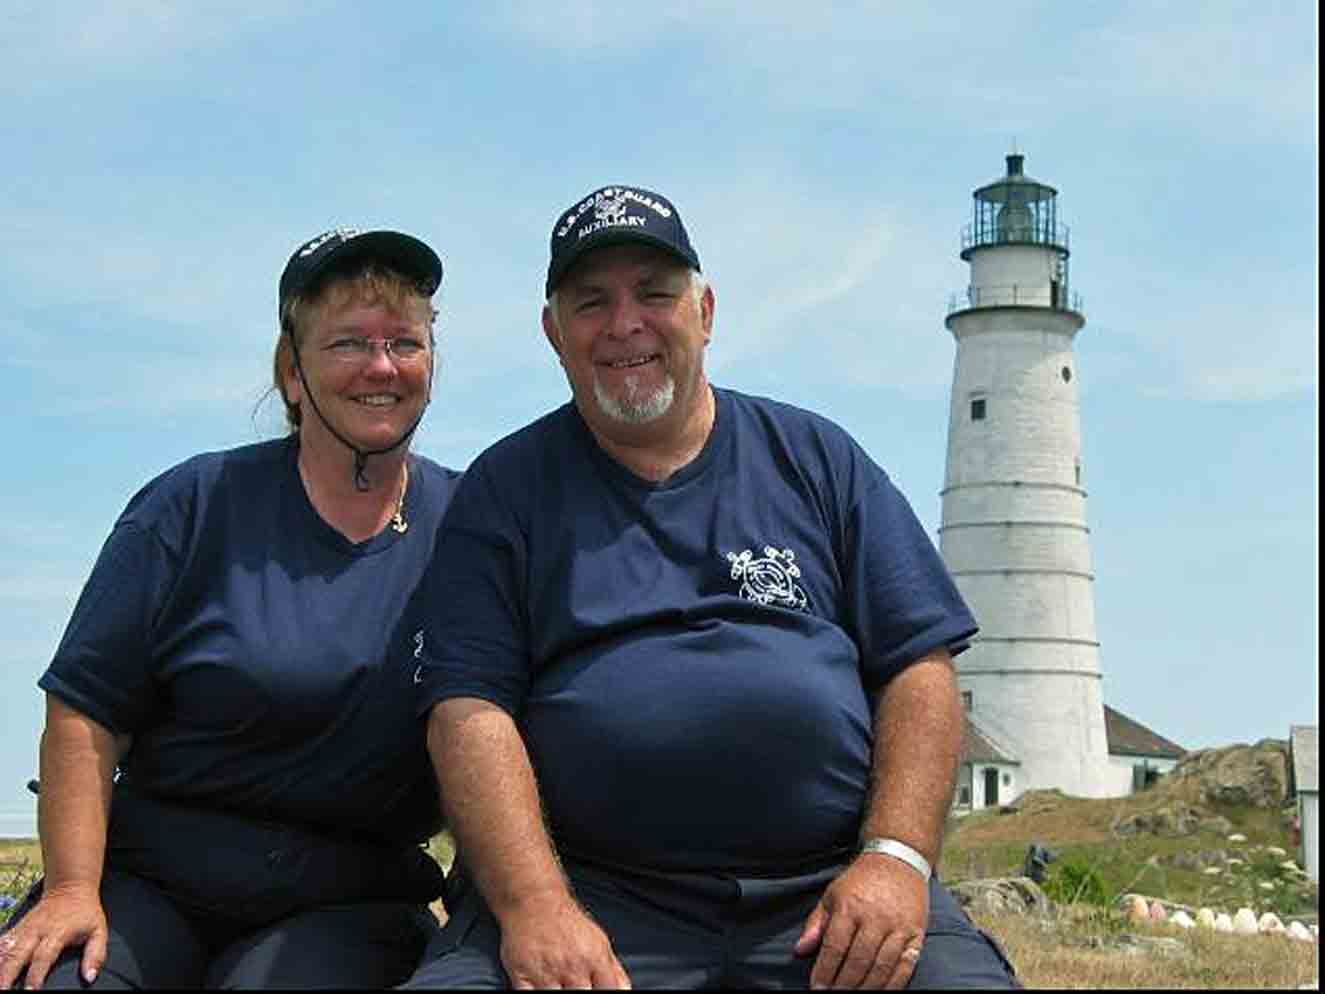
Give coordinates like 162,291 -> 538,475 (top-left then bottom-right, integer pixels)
940,153 -> 1110,799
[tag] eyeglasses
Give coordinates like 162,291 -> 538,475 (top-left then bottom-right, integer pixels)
319,337 -> 430,365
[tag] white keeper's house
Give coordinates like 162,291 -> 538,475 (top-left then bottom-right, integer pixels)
940,153 -> 1185,808
1288,725 -> 1318,882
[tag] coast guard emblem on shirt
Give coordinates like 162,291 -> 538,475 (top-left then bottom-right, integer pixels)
726,546 -> 808,611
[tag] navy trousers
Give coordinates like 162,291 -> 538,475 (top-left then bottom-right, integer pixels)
401,860 -> 1018,989
5,871 -> 438,989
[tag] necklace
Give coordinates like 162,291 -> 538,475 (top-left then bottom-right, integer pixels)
390,461 -> 409,534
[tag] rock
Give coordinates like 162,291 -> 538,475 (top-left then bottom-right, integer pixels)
1259,881 -> 1276,891
1226,857 -> 1245,866
1149,900 -> 1168,922
948,877 -> 1051,917
1280,860 -> 1302,872
1214,912 -> 1234,932
1266,846 -> 1287,857
1166,739 -> 1290,808
1228,833 -> 1248,843
1196,907 -> 1217,928
1170,910 -> 1195,928
1259,912 -> 1285,933
1287,921 -> 1313,941
1204,866 -> 1222,875
1114,802 -> 1204,837
1232,908 -> 1259,934
1126,895 -> 1150,921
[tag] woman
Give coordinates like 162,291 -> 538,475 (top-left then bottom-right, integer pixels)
0,228 -> 461,989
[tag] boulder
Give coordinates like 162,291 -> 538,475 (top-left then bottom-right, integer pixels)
1232,908 -> 1258,934
1166,740 -> 1289,808
1113,802 -> 1203,837
1126,895 -> 1150,921
948,877 -> 1051,917
1195,907 -> 1217,928
1149,900 -> 1168,922
1170,910 -> 1195,929
1287,921 -> 1313,942
1214,912 -> 1234,932
1258,912 -> 1285,933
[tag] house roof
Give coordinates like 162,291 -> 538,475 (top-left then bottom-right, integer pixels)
1291,725 -> 1318,794
962,713 -> 1019,765
1104,705 -> 1185,760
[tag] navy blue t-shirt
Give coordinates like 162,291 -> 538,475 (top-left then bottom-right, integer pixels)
40,437 -> 461,845
416,388 -> 976,873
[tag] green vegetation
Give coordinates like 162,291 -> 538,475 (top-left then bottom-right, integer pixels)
941,789 -> 1316,918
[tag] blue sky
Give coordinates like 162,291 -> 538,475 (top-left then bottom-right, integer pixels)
0,2 -> 1316,836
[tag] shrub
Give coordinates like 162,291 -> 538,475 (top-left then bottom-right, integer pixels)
1043,856 -> 1110,906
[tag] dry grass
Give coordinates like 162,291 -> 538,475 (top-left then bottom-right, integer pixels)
975,905 -> 1318,989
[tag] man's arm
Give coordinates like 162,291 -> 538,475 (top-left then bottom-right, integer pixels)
427,697 -> 630,990
794,648 -> 962,989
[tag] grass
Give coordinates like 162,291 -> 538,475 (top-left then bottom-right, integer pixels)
976,904 -> 1318,988
941,787 -> 1316,917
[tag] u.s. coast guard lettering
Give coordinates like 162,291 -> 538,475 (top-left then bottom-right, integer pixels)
554,187 -> 674,240
299,227 -> 361,256
726,546 -> 808,611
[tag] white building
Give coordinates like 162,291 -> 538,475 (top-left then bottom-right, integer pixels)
1289,725 -> 1318,883
1100,705 -> 1185,795
940,153 -> 1113,799
954,701 -> 1183,811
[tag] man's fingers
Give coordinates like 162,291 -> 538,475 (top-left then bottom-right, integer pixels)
808,913 -> 855,989
832,926 -> 885,989
883,939 -> 922,991
589,956 -> 632,990
794,901 -> 828,957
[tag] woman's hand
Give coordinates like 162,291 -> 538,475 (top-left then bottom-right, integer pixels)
0,884 -> 108,989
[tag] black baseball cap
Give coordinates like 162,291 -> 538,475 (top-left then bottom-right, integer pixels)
279,227 -> 442,320
545,185 -> 700,298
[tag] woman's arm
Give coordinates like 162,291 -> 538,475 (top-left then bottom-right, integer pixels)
0,695 -> 126,990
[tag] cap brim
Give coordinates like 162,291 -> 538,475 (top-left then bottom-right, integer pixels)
312,231 -> 443,294
546,229 -> 698,298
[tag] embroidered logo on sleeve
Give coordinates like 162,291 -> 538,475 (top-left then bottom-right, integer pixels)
726,546 -> 808,611
412,630 -> 425,684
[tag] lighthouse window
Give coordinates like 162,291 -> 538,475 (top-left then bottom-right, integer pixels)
970,398 -> 986,421
1061,366 -> 1072,382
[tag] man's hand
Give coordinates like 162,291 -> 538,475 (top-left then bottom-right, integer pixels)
498,892 -> 631,989
0,883 -> 108,990
794,855 -> 928,989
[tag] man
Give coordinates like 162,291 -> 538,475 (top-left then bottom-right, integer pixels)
405,185 -> 1018,989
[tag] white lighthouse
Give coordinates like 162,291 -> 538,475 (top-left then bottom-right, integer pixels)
940,153 -> 1111,800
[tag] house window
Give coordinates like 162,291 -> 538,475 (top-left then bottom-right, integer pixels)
957,786 -> 971,806
1061,365 -> 1072,383
1002,773 -> 1012,786
961,691 -> 973,711
971,398 -> 986,421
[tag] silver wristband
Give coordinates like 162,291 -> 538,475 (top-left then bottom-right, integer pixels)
860,837 -> 932,881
